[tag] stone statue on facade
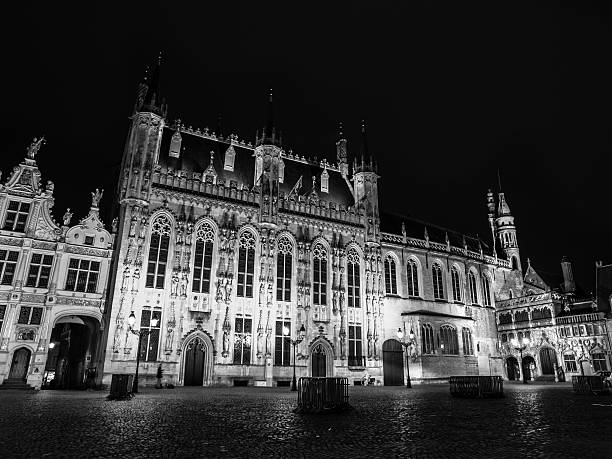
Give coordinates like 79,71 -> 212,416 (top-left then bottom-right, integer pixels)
171,271 -> 179,296
62,208 -> 73,226
91,189 -> 103,208
26,137 -> 45,160
180,271 -> 188,297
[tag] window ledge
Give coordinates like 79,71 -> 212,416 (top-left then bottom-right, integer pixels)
348,366 -> 366,371
453,301 -> 465,305
434,299 -> 448,303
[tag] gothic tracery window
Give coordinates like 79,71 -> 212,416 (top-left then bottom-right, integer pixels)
468,271 -> 479,305
462,327 -> 474,355
432,263 -> 444,300
407,259 -> 419,297
440,324 -> 459,355
146,215 -> 171,289
276,236 -> 293,302
420,323 -> 435,354
192,222 -> 215,293
451,266 -> 461,302
237,231 -> 256,298
233,316 -> 252,365
312,243 -> 328,307
482,276 -> 491,306
347,248 -> 361,308
384,255 -> 397,295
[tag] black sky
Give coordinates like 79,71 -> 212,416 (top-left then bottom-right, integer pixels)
2,1 -> 611,292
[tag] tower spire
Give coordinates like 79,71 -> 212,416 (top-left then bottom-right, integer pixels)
256,89 -> 281,147
138,52 -> 167,117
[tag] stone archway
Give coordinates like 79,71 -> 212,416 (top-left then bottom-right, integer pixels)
522,355 -> 536,380
309,338 -> 334,377
180,332 -> 214,386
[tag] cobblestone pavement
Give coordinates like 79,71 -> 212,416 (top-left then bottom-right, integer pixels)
0,382 -> 609,458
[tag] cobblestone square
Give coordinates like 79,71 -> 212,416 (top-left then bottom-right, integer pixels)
0,383 -> 609,458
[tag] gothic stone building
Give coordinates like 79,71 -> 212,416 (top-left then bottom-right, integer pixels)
0,139 -> 114,389
100,63 -> 525,388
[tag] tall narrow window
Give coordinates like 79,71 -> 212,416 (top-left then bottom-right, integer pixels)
237,232 -> 256,298
26,253 -> 54,288
274,320 -> 291,366
146,215 -> 171,289
384,256 -> 397,295
348,324 -> 363,365
224,144 -> 236,171
347,248 -> 361,308
462,327 -> 474,355
320,168 -> 329,193
65,259 -> 100,293
482,276 -> 491,306
468,271 -> 478,305
451,267 -> 461,302
407,259 -> 419,297
440,325 -> 458,355
192,222 -> 214,293
432,263 -> 444,300
420,323 -> 435,354
276,237 -> 293,302
564,353 -> 577,372
0,305 -> 5,333
312,243 -> 328,306
3,200 -> 30,232
138,309 -> 161,362
0,250 -> 19,285
233,317 -> 252,365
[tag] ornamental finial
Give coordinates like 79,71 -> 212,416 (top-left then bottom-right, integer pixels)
26,137 -> 45,160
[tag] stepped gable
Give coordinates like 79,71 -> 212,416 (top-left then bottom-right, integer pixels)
158,127 -> 255,188
380,211 -> 495,256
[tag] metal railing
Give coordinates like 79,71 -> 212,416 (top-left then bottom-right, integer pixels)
296,377 -> 351,413
449,376 -> 504,398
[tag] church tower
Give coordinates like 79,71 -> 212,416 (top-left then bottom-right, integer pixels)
352,121 -> 380,244
495,190 -> 521,272
254,90 -> 282,226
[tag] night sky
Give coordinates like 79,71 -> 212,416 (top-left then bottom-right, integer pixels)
2,2 -> 611,292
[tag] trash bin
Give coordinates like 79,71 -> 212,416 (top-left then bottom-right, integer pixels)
108,374 -> 134,399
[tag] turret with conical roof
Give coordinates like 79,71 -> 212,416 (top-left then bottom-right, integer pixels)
494,188 -> 521,272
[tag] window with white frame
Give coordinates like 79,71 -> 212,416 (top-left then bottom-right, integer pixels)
138,309 -> 161,362
407,259 -> 419,297
233,316 -> 252,365
26,253 -> 54,288
276,236 -> 293,302
462,327 -> 474,355
237,232 -> 256,298
384,256 -> 397,295
592,353 -> 607,372
347,248 -> 361,308
482,276 -> 491,306
146,215 -> 171,289
468,271 -> 478,305
564,353 -> 577,372
432,263 -> 444,300
17,306 -> 43,325
440,325 -> 458,355
348,324 -> 363,363
451,267 -> 462,302
192,222 -> 214,293
274,320 -> 291,366
0,250 -> 19,285
65,258 -> 100,293
3,200 -> 30,232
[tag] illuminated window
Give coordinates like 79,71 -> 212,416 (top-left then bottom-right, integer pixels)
347,248 -> 361,308
274,320 -> 291,366
192,222 -> 215,293
312,243 -> 327,306
146,216 -> 171,289
440,325 -> 458,355
237,232 -> 256,298
138,309 -> 161,362
384,256 -> 397,295
276,237 -> 293,302
233,317 -> 252,365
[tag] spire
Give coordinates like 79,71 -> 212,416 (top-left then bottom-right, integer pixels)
360,120 -> 368,158
256,89 -> 281,147
140,52 -> 167,117
338,121 -> 345,141
353,120 -> 375,173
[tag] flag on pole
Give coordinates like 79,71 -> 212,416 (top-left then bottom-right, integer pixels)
289,175 -> 303,196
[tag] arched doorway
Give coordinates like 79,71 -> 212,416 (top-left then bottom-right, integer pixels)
184,337 -> 206,386
522,356 -> 536,380
44,315 -> 101,390
539,347 -> 557,375
383,339 -> 404,386
9,348 -> 31,381
506,356 -> 519,380
311,344 -> 326,377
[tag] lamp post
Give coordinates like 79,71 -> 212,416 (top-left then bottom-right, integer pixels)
510,337 -> 530,384
397,327 -> 416,388
128,311 -> 159,394
284,324 -> 306,391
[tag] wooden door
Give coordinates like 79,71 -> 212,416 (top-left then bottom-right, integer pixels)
506,357 -> 519,380
9,348 -> 31,381
383,339 -> 404,386
311,344 -> 326,377
540,348 -> 556,375
184,338 -> 205,386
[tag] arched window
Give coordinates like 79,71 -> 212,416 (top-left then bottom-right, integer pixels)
462,327 -> 473,355
468,271 -> 478,305
440,325 -> 459,355
407,259 -> 419,297
451,267 -> 461,302
498,312 -> 513,325
237,231 -> 256,298
515,310 -> 529,323
420,323 -> 435,354
482,276 -> 491,306
432,263 -> 444,300
192,222 -> 215,293
501,333 -> 508,343
312,243 -> 328,307
276,236 -> 293,302
347,248 -> 361,308
384,256 -> 397,295
146,215 -> 171,289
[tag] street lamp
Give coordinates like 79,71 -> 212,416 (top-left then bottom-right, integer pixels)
284,323 -> 306,391
510,337 -> 530,384
128,311 -> 159,393
397,327 -> 416,388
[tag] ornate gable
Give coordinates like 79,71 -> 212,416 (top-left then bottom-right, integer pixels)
1,138 -> 45,196
65,189 -> 113,249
